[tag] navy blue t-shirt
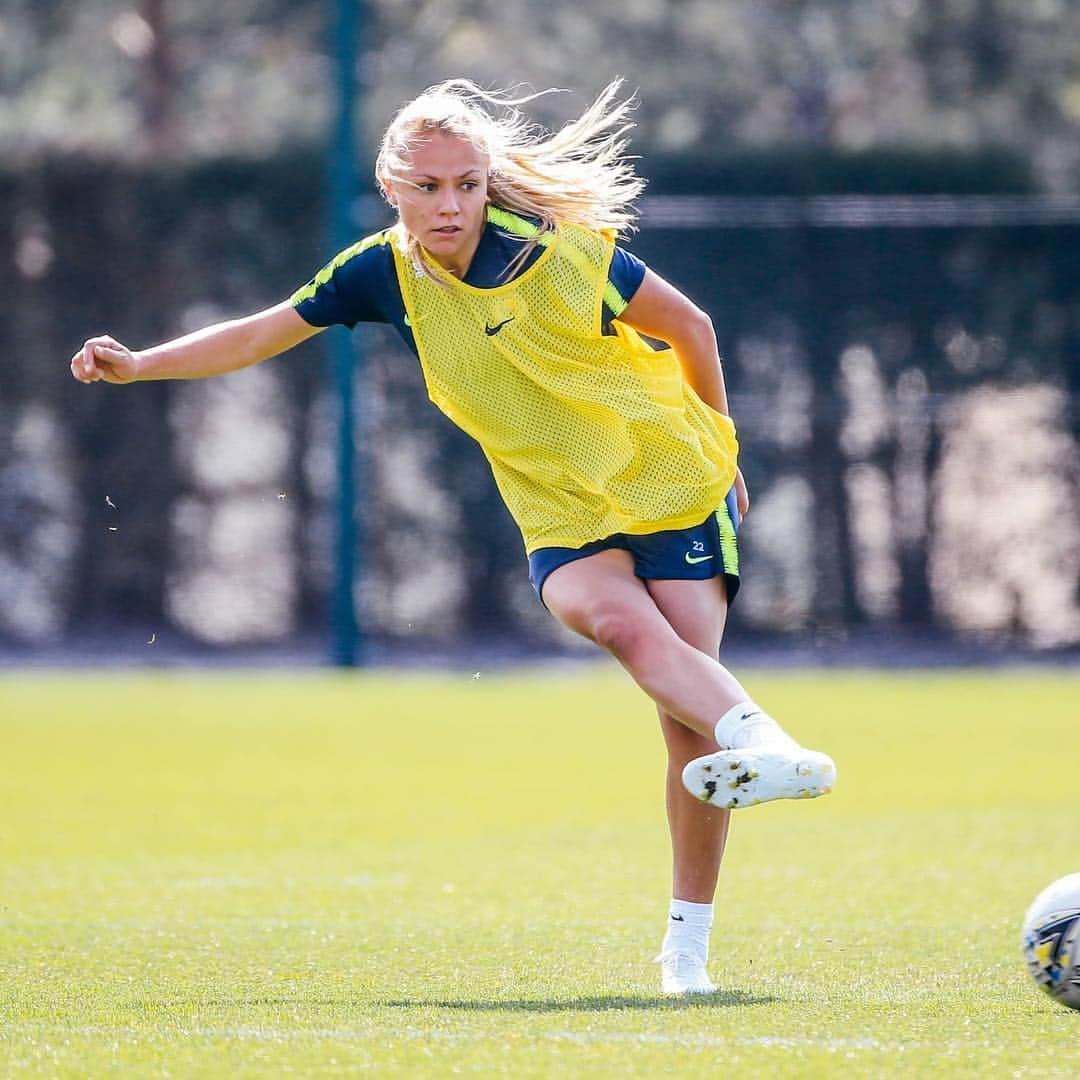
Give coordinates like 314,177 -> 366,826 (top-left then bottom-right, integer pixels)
292,211 -> 647,356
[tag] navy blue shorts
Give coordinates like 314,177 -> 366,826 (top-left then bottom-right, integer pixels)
528,488 -> 741,607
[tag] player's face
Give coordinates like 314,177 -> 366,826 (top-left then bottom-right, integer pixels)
387,130 -> 489,277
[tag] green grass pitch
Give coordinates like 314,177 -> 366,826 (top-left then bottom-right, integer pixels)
1,667 -> 1077,1076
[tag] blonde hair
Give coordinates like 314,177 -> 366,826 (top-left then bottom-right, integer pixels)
375,79 -> 645,277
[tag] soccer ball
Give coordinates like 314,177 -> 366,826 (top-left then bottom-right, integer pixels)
1021,873 -> 1080,1011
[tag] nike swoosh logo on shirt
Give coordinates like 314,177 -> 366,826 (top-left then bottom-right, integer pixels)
684,552 -> 715,565
484,316 -> 515,336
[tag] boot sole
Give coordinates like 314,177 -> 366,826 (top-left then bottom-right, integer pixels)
682,747 -> 836,809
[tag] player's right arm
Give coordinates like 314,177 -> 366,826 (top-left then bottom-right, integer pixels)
70,300 -> 323,385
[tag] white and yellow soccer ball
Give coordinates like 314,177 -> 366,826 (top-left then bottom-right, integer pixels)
1021,872 -> 1080,1011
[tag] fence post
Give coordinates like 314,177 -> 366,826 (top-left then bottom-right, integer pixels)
328,0 -> 362,666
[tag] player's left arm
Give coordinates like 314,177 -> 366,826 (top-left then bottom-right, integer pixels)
617,268 -> 749,514
617,268 -> 728,413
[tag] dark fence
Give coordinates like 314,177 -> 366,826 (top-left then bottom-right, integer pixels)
1,158 -> 1078,656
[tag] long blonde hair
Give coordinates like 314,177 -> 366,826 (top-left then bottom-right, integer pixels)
375,79 -> 645,277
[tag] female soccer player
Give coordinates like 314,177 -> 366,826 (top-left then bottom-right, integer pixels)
70,80 -> 835,995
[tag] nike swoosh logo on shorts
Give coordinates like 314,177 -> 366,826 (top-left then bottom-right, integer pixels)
685,552 -> 714,565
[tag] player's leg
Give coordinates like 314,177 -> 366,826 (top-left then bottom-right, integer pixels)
646,575 -> 732,994
537,527 -> 835,809
640,496 -> 833,810
537,541 -> 833,993
647,575 -> 731,902
539,548 -> 753,743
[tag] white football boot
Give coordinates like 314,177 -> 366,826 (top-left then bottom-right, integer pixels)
656,950 -> 717,995
682,745 -> 836,810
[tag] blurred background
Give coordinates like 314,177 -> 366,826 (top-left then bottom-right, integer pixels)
1,0 -> 1077,666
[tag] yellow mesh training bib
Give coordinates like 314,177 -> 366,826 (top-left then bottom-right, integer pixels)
392,210 -> 739,552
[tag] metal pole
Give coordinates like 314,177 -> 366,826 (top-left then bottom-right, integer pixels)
329,0 -> 361,666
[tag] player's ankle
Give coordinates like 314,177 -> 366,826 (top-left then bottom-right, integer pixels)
713,701 -> 799,750
661,898 -> 713,963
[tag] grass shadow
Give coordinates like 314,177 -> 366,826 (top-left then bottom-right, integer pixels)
380,991 -> 777,1012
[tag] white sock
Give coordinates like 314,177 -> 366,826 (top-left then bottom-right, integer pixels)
714,701 -> 799,750
661,898 -> 713,962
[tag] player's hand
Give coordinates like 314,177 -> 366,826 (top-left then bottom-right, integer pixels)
734,466 -> 750,519
70,335 -> 141,384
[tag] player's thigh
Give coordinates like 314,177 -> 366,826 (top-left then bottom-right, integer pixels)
541,547 -> 664,652
644,575 -> 729,656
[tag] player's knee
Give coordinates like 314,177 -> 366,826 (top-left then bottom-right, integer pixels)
589,607 -> 649,665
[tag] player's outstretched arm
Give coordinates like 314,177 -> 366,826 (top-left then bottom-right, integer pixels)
70,301 -> 323,385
